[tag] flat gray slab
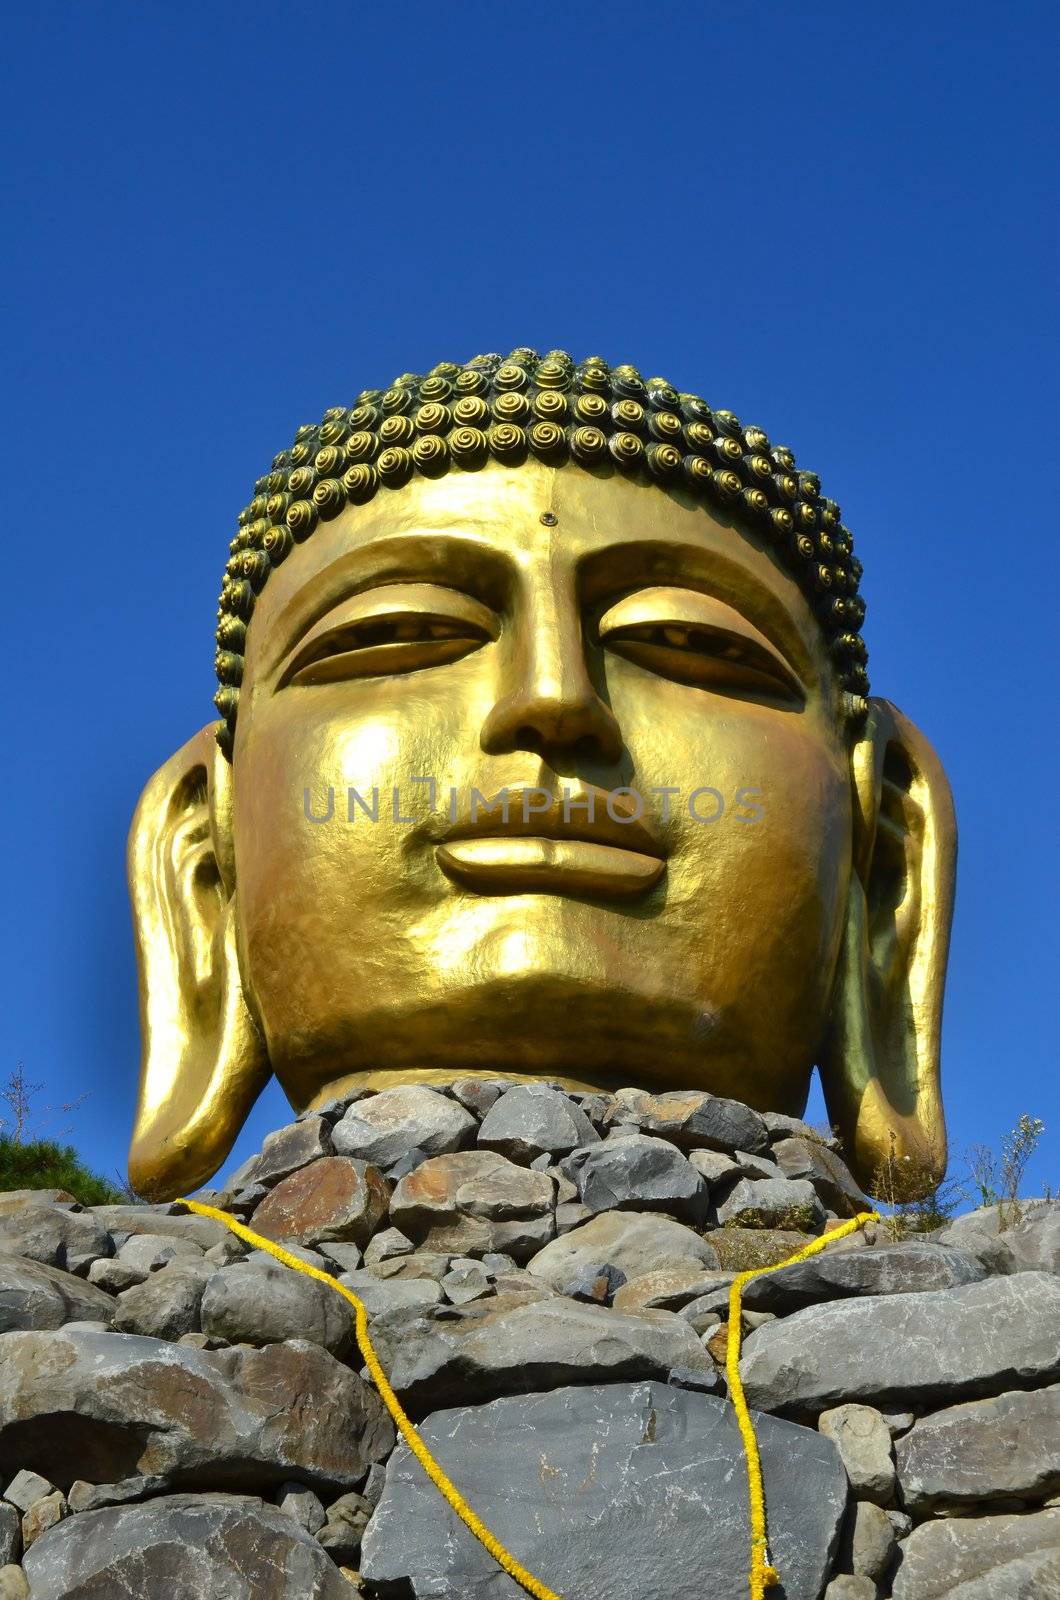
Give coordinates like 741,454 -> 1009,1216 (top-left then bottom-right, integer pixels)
361,1380 -> 847,1599
890,1507 -> 1060,1599
896,1384 -> 1060,1512
740,1271 -> 1060,1412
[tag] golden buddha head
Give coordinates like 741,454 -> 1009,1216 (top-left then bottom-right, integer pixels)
128,350 -> 956,1202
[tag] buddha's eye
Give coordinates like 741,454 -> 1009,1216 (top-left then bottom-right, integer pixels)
597,590 -> 805,705
280,585 -> 497,687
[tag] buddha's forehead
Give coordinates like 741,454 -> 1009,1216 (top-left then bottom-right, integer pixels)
245,460 -> 833,685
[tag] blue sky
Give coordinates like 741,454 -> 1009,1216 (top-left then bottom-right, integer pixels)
2,1 -> 1056,1196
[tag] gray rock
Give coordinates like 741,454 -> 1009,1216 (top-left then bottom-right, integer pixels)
441,1262 -> 493,1304
332,1086 -> 477,1166
373,1251 -> 451,1282
478,1084 -> 599,1164
606,1087 -> 770,1154
116,1231 -> 204,1274
21,1488 -> 66,1549
0,1329 -> 392,1494
4,1470 -> 54,1513
200,1260 -> 355,1356
1007,1201 -> 1060,1272
823,1579 -> 876,1600
380,1294 -> 716,1413
201,1236 -> 249,1266
277,1480 -> 326,1534
890,1508 -> 1060,1599
558,1262 -> 627,1305
337,1269 -> 443,1321
732,1149 -> 783,1180
363,1228 -> 415,1268
449,1078 -> 504,1117
252,1116 -> 335,1187
245,1242 -> 330,1272
0,1206 -> 111,1276
741,1241 -> 986,1314
316,1489 -> 371,1564
818,1404 -> 895,1504
555,1201 -> 592,1234
88,1205 -> 229,1250
0,1192 -> 74,1216
881,1410 -> 915,1437
688,1148 -> 744,1186
87,1256 -> 146,1292
771,1137 -> 868,1217
111,1260 -> 212,1340
249,1157 -> 390,1249
22,1492 -> 354,1598
528,1210 -> 719,1289
763,1112 -> 839,1147
896,1385 -> 1060,1513
560,1134 -> 709,1224
361,1381 -> 847,1600
389,1150 -> 555,1261
841,1499 -> 898,1583
741,1272 -> 1060,1413
716,1176 -> 825,1231
316,1241 -> 363,1274
932,1223 -> 1018,1276
0,1504 -> 16,1565
67,1476 -> 168,1513
490,1270 -> 554,1303
613,1265 -> 732,1314
0,1255 -> 115,1331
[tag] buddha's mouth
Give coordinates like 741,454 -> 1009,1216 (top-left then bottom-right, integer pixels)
435,785 -> 667,899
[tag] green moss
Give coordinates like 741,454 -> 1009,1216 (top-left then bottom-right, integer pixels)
0,1135 -> 129,1206
711,1227 -> 817,1271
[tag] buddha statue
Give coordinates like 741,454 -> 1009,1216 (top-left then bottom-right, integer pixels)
127,349 -> 956,1203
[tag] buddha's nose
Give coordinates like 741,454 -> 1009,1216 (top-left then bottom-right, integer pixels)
479,593 -> 623,765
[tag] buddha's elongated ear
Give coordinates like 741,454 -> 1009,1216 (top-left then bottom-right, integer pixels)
819,698 -> 957,1199
127,724 -> 270,1201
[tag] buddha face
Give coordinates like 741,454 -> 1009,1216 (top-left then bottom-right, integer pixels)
230,460 -> 853,1115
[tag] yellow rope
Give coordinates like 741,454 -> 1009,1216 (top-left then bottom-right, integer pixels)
178,1198 -> 563,1600
724,1209 -> 881,1598
179,1195 -> 878,1600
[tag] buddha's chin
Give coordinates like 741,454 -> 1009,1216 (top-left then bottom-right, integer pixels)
272,962 -> 813,1118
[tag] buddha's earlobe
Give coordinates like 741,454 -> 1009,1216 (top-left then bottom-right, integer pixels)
127,724 -> 270,1201
819,699 -> 957,1198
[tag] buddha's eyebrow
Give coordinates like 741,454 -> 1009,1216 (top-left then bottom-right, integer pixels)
577,539 -> 819,687
260,532 -> 515,679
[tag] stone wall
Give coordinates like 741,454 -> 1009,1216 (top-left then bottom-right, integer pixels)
0,1082 -> 1056,1598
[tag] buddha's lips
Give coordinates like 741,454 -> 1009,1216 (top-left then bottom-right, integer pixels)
435,786 -> 666,899
436,836 -> 665,899
438,785 -> 666,858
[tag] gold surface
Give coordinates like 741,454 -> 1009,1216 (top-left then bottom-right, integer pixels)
129,459 -> 955,1200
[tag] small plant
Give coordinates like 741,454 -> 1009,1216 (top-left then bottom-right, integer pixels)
871,1131 -> 964,1241
962,1114 -> 1046,1231
0,1135 -> 128,1206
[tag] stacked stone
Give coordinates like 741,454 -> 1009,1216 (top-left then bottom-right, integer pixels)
0,1083 -> 1056,1598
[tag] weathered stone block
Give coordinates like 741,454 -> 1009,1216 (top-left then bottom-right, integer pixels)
250,1157 -> 389,1248
741,1273 -> 1060,1413
896,1384 -> 1060,1512
890,1507 -> 1060,1599
0,1329 -> 392,1493
22,1493 -> 354,1598
361,1381 -> 846,1599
